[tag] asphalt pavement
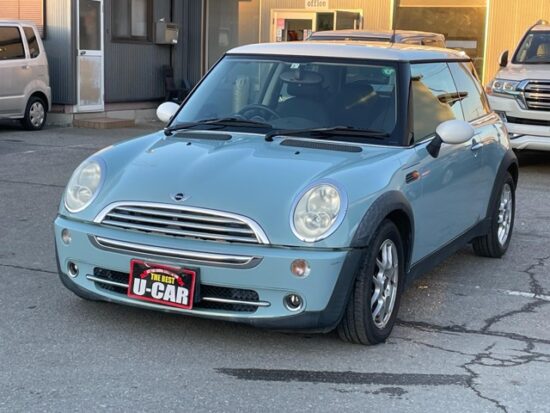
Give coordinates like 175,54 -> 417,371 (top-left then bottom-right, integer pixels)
1,122 -> 549,412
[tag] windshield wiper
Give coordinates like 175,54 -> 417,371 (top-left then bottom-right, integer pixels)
265,126 -> 389,142
164,117 -> 272,136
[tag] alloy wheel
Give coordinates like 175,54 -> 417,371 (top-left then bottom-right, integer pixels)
497,183 -> 513,246
371,239 -> 399,329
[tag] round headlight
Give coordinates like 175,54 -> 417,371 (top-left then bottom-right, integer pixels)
292,182 -> 346,242
64,159 -> 104,213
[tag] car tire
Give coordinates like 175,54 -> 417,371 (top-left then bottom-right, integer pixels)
337,219 -> 405,345
22,96 -> 47,131
473,172 -> 515,258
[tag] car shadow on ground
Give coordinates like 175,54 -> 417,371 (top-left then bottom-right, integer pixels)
0,120 -> 26,132
54,292 -> 348,349
515,150 -> 550,167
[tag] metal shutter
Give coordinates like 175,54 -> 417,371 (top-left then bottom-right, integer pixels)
0,0 -> 45,36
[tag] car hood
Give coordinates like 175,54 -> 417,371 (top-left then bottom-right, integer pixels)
495,63 -> 550,81
71,131 -> 402,248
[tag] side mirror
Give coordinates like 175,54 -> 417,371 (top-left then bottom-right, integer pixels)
427,119 -> 475,157
499,50 -> 509,67
156,102 -> 179,124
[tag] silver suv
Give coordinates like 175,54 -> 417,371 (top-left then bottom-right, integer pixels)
487,20 -> 550,151
0,20 -> 51,130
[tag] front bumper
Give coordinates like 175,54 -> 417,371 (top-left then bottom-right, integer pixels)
488,95 -> 550,151
54,215 -> 362,332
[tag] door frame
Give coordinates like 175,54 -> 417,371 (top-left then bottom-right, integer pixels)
270,9 -> 363,42
271,10 -> 317,42
76,0 -> 105,113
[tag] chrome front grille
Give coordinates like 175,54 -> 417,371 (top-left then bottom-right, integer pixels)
94,202 -> 269,245
523,81 -> 550,111
91,236 -> 261,268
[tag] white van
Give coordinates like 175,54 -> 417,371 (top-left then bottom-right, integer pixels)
0,20 -> 51,130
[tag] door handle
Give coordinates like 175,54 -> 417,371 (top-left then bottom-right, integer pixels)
471,139 -> 483,151
79,50 -> 86,56
21,65 -> 30,70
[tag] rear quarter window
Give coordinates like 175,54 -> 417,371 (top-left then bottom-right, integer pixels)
23,27 -> 40,58
0,27 -> 26,60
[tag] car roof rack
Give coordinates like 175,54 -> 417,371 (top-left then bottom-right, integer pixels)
528,19 -> 548,31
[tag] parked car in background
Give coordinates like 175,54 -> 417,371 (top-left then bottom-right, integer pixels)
486,20 -> 550,151
55,42 -> 517,345
307,29 -> 446,47
0,20 -> 50,130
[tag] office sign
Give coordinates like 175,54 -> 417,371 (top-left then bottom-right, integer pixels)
305,0 -> 329,9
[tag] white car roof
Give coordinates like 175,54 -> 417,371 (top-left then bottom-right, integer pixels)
531,24 -> 550,32
227,41 -> 468,62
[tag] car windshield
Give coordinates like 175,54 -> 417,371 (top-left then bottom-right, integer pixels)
173,55 -> 399,142
513,31 -> 550,64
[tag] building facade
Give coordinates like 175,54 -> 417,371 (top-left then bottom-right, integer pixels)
203,0 -> 550,82
1,0 -> 549,118
2,0 -> 203,118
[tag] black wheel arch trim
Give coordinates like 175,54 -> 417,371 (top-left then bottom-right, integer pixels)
259,193 -> 415,333
486,149 -> 518,219
350,190 -> 414,272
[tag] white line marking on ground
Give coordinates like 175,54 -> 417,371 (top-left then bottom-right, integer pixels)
504,290 -> 550,302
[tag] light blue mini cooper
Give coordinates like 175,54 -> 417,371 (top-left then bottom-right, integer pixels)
55,42 -> 518,344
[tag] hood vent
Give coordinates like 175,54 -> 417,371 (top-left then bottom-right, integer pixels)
173,132 -> 232,141
280,139 -> 362,153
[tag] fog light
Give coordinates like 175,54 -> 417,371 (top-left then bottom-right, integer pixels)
61,229 -> 72,245
290,259 -> 310,277
284,294 -> 303,311
67,261 -> 79,278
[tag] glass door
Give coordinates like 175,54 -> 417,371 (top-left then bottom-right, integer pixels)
77,0 -> 104,112
272,11 -> 316,42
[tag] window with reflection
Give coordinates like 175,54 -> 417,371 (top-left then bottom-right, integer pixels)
394,1 -> 487,75
410,63 -> 463,143
112,0 -> 151,42
448,62 -> 489,121
0,27 -> 25,60
23,27 -> 40,58
175,55 -> 399,143
514,31 -> 550,64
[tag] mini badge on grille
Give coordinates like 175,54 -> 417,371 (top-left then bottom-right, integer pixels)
171,192 -> 189,202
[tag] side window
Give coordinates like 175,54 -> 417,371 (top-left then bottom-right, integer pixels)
410,63 -> 463,143
23,27 -> 40,59
449,62 -> 490,121
112,0 -> 152,42
0,27 -> 26,60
